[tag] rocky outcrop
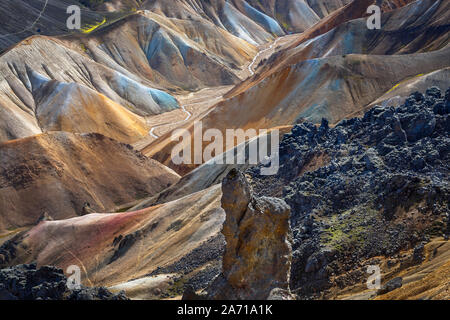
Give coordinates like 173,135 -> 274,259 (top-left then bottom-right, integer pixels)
377,277 -> 403,295
249,87 -> 449,299
206,169 -> 293,300
80,202 -> 95,216
0,264 -> 128,300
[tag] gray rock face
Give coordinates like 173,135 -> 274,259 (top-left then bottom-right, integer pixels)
0,264 -> 128,300
207,169 -> 293,300
248,87 -> 449,298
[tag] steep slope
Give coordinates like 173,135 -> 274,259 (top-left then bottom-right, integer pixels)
0,264 -> 128,300
143,0 -> 279,45
0,0 -> 448,302
0,0 -> 340,53
0,184 -> 224,292
143,0 -> 389,38
136,129 -> 288,208
141,0 -> 322,43
227,0 -> 429,98
306,0 -> 415,19
0,0 -> 357,146
206,169 -> 293,300
92,0 -> 141,11
0,132 -> 180,231
373,239 -> 450,300
242,0 -> 320,33
29,69 -> 149,144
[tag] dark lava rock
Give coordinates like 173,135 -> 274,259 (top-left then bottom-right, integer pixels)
0,264 -> 128,300
248,87 -> 449,299
36,211 -> 53,224
182,285 -> 206,300
80,202 -> 95,216
377,277 -> 403,295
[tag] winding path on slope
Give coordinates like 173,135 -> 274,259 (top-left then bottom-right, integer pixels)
148,37 -> 283,139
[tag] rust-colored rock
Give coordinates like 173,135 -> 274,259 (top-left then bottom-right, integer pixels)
207,169 -> 293,300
